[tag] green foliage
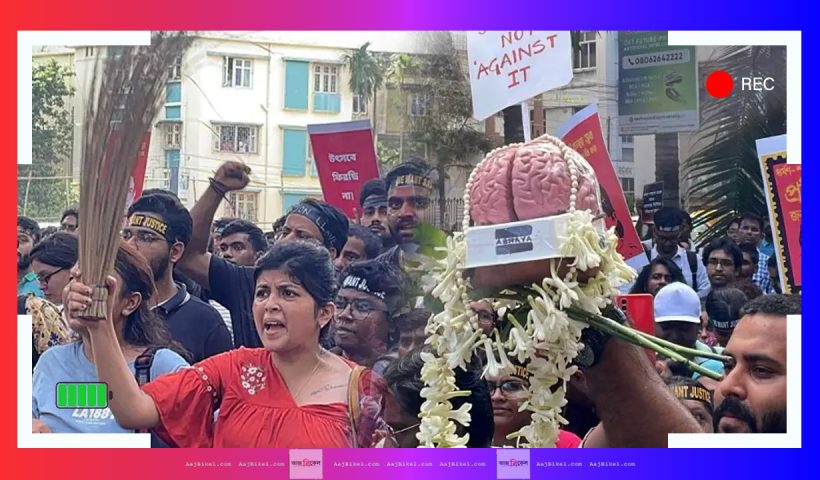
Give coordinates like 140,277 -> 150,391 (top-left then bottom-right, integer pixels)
376,140 -> 401,170
344,42 -> 384,108
20,60 -> 75,221
682,46 -> 786,245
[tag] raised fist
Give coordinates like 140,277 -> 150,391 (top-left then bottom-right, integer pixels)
214,161 -> 251,192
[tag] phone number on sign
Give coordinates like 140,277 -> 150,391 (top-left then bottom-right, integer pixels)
622,49 -> 690,69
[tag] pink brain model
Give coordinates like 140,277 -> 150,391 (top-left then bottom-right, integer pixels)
470,138 -> 601,226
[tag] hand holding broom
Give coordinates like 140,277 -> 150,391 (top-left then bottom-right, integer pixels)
63,270 -> 120,331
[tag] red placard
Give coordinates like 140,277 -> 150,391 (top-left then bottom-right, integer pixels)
308,120 -> 381,218
762,157 -> 801,294
772,164 -> 801,289
126,132 -> 151,211
557,104 -> 647,270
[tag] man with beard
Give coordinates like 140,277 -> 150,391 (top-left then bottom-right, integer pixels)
125,192 -> 232,363
714,294 -> 798,433
18,216 -> 43,297
358,179 -> 394,249
384,160 -> 433,253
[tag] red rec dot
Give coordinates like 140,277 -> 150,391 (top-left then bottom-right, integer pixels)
706,71 -> 734,98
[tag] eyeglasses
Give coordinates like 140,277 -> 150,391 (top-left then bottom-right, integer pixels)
122,229 -> 166,245
477,310 -> 496,323
486,380 -> 528,395
388,196 -> 430,211
60,224 -> 78,232
38,267 -> 67,287
708,258 -> 735,268
334,297 -> 387,316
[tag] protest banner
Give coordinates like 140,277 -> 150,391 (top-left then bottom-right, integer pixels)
641,181 -> 664,223
467,31 -> 573,120
756,134 -> 800,295
557,104 -> 648,271
307,120 -> 381,218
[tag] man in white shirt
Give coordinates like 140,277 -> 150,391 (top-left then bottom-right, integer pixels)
645,207 -> 710,298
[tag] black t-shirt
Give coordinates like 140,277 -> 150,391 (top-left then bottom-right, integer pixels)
173,269 -> 210,302
155,283 -> 233,363
208,256 -> 261,348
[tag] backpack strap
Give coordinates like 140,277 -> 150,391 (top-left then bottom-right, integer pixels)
134,347 -> 160,387
686,251 -> 699,290
347,365 -> 365,448
133,347 -> 160,434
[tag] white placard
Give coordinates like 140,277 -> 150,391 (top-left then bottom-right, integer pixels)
467,31 -> 573,120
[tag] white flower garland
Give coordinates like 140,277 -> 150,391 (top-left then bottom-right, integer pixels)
418,135 -> 637,448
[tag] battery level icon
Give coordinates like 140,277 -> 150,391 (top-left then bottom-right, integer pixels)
56,383 -> 111,409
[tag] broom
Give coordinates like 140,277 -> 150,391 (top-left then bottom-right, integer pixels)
78,32 -> 190,319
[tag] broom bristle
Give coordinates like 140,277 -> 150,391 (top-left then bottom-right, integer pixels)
78,32 -> 190,319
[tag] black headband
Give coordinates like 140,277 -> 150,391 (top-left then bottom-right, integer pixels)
289,203 -> 346,253
394,174 -> 433,191
129,214 -> 171,240
341,274 -> 386,300
362,194 -> 387,209
672,384 -> 713,409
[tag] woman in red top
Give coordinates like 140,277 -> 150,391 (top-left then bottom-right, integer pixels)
66,241 -> 385,448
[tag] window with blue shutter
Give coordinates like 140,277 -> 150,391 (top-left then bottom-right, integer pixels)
284,60 -> 309,110
166,106 -> 181,120
165,149 -> 180,194
282,129 -> 307,176
282,192 -> 306,213
166,83 -> 181,103
312,64 -> 341,113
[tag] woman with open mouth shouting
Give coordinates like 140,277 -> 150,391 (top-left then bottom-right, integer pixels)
65,241 -> 387,448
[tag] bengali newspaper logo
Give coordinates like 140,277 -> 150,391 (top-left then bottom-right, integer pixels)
289,449 -> 323,479
496,449 -> 531,480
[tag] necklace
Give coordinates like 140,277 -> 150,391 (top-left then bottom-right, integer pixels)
291,348 -> 326,402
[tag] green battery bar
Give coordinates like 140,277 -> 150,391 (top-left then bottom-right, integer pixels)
56,383 -> 110,409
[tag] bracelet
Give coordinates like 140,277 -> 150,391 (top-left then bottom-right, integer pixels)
209,177 -> 228,197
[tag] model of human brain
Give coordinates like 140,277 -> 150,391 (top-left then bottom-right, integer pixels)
469,137 -> 601,226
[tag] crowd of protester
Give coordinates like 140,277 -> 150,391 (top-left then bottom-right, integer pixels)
21,157 -> 799,447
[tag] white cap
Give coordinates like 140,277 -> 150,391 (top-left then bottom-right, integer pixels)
654,283 -> 701,324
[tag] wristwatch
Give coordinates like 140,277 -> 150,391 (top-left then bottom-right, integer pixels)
575,305 -> 627,369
